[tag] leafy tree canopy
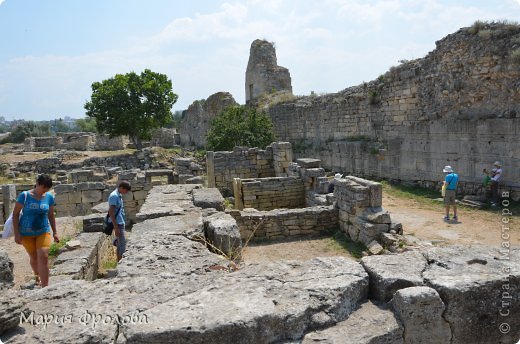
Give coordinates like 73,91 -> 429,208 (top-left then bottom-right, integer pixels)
75,117 -> 98,133
206,105 -> 275,151
84,69 -> 178,149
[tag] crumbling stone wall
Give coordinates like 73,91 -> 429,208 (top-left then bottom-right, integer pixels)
54,180 -> 151,222
245,39 -> 292,102
94,134 -> 128,151
24,137 -> 62,152
207,142 -> 293,195
335,176 -> 398,246
54,183 -> 106,217
233,177 -> 305,211
179,92 -> 237,147
24,133 -> 127,152
151,128 -> 179,148
263,23 -> 520,198
230,206 -> 338,241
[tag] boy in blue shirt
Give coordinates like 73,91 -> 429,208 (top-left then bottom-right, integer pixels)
442,165 -> 459,221
108,180 -> 131,261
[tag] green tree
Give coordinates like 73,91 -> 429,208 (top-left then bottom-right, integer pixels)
75,117 -> 98,133
84,69 -> 178,149
52,118 -> 72,133
206,105 -> 275,151
7,121 -> 51,143
164,110 -> 184,129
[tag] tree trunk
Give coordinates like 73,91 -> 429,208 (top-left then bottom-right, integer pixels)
131,136 -> 143,150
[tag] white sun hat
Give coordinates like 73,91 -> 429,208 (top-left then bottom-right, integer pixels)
442,165 -> 454,173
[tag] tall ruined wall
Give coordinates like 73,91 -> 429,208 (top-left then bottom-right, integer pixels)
245,39 -> 292,102
265,23 -> 520,198
179,92 -> 237,148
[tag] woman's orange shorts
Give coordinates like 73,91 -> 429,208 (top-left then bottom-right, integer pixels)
21,232 -> 52,254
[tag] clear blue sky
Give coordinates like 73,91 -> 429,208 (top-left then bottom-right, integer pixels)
0,0 -> 519,121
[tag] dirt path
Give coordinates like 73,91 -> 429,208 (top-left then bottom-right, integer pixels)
383,194 -> 519,247
0,216 -> 83,288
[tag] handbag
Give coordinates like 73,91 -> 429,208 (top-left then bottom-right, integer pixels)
2,191 -> 28,239
103,206 -> 121,236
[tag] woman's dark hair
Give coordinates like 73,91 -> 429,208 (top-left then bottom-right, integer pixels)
36,174 -> 53,189
118,180 -> 131,191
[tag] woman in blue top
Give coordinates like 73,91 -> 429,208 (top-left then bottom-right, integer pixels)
13,174 -> 59,287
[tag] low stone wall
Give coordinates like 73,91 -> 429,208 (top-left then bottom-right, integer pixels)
50,232 -> 112,282
151,128 -> 179,148
93,134 -> 128,151
207,142 -> 293,195
230,206 -> 338,241
54,183 -> 106,217
54,181 -> 151,222
233,177 -> 305,210
335,176 -> 397,246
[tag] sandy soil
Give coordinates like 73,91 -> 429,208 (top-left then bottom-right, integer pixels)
243,236 -> 355,264
384,194 -> 519,247
0,216 -> 83,288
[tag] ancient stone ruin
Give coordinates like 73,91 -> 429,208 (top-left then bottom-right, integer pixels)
245,39 -> 293,102
179,92 -> 237,147
1,174 -> 518,343
180,22 -> 520,201
1,23 -> 519,343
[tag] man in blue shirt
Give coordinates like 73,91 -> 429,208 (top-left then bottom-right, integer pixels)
108,180 -> 131,261
442,165 -> 459,221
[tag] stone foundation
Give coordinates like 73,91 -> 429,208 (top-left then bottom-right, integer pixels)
207,142 -> 293,195
230,206 -> 338,241
233,176 -> 305,211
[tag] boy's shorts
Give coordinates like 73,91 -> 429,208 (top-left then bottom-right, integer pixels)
21,232 -> 52,254
444,189 -> 456,205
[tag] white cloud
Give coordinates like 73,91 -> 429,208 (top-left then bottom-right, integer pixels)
1,0 -> 519,120
0,0 -> 6,6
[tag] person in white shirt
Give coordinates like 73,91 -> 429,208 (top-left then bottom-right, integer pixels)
484,161 -> 502,206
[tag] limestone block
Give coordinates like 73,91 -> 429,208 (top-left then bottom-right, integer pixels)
361,251 -> 427,301
367,240 -> 384,255
391,286 -> 451,344
192,188 -> 225,211
81,190 -> 102,204
82,213 -> 105,233
302,301 -> 403,344
363,208 -> 392,224
0,291 -> 26,335
356,219 -> 389,245
69,191 -> 82,204
0,250 -> 14,288
54,184 -> 75,194
133,190 -> 149,201
422,246 -> 520,344
54,193 -> 69,204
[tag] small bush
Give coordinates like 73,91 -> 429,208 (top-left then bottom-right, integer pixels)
512,49 -> 520,65
49,236 -> 71,257
103,259 -> 118,270
368,90 -> 379,105
468,20 -> 487,34
478,29 -> 492,39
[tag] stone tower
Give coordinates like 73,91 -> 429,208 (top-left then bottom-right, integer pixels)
245,39 -> 292,102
